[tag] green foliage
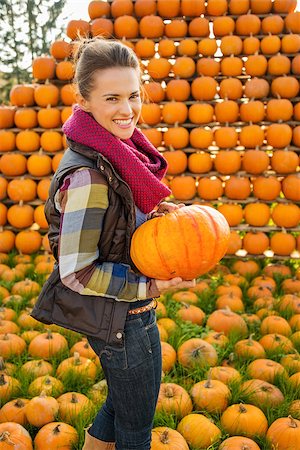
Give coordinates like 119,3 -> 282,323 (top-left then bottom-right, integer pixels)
0,0 -> 66,102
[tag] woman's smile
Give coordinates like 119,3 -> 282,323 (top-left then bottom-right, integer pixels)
113,117 -> 134,128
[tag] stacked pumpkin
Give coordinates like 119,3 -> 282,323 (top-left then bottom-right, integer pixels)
0,79 -> 77,254
0,0 -> 299,258
60,0 -> 300,259
0,25 -> 80,254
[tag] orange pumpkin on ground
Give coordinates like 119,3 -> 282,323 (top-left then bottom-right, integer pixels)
219,436 -> 261,450
151,427 -> 189,449
156,383 -> 192,419
34,422 -> 78,449
221,403 -> 268,438
266,416 -> 300,450
177,414 -> 221,449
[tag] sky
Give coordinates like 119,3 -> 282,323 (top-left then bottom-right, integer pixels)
61,0 -> 91,22
63,0 -> 300,22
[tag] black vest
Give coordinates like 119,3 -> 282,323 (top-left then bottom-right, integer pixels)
31,140 -> 138,345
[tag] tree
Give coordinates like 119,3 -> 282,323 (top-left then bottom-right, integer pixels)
0,0 -> 66,102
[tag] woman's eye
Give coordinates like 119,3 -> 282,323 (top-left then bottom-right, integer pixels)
107,97 -> 117,102
131,94 -> 140,99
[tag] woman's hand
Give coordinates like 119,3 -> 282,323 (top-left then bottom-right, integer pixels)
155,277 -> 196,294
148,202 -> 185,219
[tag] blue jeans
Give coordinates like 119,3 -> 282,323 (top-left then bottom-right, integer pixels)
87,309 -> 162,450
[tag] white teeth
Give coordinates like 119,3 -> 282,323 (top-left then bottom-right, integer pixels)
114,118 -> 132,125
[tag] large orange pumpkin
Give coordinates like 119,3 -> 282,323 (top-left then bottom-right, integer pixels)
130,205 -> 230,280
266,416 -> 300,450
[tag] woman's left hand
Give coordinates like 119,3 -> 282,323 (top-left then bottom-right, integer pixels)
147,202 -> 185,219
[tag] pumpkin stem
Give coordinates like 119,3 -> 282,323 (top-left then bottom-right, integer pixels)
71,393 -> 78,403
53,424 -> 61,434
39,390 -> 47,398
204,368 -> 212,388
0,374 -> 6,386
44,377 -> 52,385
0,431 -> 14,444
213,332 -> 224,340
84,342 -> 89,349
160,430 -> 169,444
46,330 -> 53,340
164,385 -> 174,398
261,385 -> 272,393
73,352 -> 81,365
288,415 -> 298,428
223,306 -> 233,316
239,403 -> 247,413
14,398 -> 25,408
248,334 -> 255,345
229,352 -> 235,362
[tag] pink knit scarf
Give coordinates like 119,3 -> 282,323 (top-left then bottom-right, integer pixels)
62,105 -> 171,213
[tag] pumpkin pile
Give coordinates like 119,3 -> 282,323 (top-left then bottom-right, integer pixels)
0,252 -> 300,448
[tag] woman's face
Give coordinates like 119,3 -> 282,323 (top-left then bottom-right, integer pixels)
79,67 -> 142,140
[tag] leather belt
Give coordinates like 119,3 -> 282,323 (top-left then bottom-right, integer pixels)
127,299 -> 157,315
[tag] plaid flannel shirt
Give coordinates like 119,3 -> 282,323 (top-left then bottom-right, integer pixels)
56,168 -> 157,302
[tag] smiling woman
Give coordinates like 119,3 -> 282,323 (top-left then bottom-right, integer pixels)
31,37 -> 195,450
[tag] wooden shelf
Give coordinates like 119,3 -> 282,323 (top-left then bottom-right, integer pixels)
6,121 -> 300,132
140,53 -> 299,63
141,71 -> 300,83
171,196 -> 300,205
9,127 -> 63,133
230,225 -> 300,232
2,199 -> 45,206
124,33 -> 297,43
180,169 -> 300,179
140,121 -> 300,130
159,145 -> 300,154
3,225 -> 48,233
0,149 -> 64,156
223,252 -> 300,260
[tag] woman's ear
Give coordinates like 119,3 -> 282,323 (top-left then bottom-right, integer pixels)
76,93 -> 89,112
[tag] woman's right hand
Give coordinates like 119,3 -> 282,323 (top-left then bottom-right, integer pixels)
155,277 -> 196,294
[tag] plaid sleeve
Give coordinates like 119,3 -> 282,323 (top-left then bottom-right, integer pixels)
58,168 -> 158,301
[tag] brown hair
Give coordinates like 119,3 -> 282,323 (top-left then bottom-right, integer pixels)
73,37 -> 141,100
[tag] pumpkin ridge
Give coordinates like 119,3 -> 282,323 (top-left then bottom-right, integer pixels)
174,208 -> 193,278
153,218 -> 173,277
196,206 -> 218,266
183,207 -> 204,270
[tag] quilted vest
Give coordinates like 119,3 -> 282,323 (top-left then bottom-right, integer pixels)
31,139 -> 139,344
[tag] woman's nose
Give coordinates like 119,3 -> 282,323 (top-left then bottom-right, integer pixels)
119,100 -> 133,115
